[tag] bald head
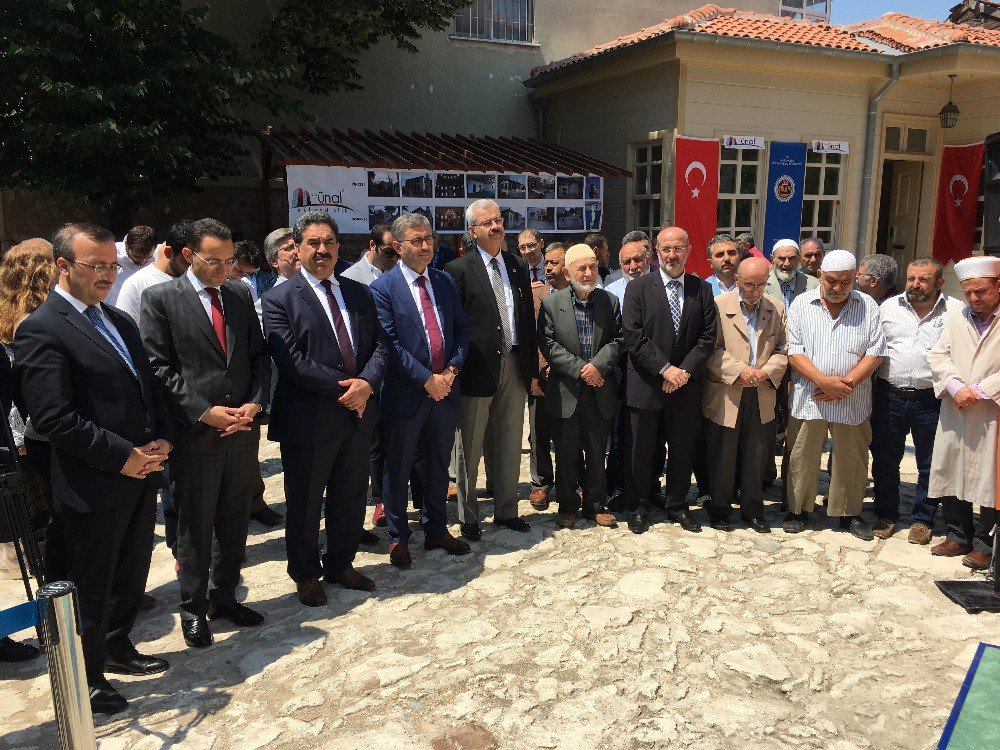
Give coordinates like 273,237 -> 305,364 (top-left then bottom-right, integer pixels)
655,226 -> 691,279
735,257 -> 770,308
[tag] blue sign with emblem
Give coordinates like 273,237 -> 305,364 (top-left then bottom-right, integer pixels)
762,141 -> 808,260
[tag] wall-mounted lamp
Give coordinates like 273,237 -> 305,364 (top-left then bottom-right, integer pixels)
939,74 -> 960,129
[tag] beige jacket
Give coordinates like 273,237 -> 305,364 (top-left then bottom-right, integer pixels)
703,290 -> 788,428
928,306 -> 1000,508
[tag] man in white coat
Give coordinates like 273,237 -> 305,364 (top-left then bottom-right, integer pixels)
928,256 -> 1000,571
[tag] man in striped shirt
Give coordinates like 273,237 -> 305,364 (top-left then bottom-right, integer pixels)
783,250 -> 886,540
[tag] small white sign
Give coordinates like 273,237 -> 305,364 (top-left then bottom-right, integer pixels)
723,135 -> 766,150
811,140 -> 850,154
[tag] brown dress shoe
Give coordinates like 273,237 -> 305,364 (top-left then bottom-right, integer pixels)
389,542 -> 412,569
296,579 -> 327,607
962,551 -> 991,571
325,567 -> 375,591
424,532 -> 472,555
529,487 -> 549,510
931,540 -> 973,557
585,511 -> 619,528
907,523 -> 932,545
555,513 -> 576,529
872,519 -> 896,539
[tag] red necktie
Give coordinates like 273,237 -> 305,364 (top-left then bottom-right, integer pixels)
320,279 -> 357,377
206,287 -> 227,354
415,276 -> 446,374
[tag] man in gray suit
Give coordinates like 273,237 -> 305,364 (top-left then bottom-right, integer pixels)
341,223 -> 398,288
538,244 -> 623,529
765,239 -> 819,309
141,218 -> 271,649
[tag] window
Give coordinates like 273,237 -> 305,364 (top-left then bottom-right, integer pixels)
453,1 -> 534,44
884,125 -> 932,156
778,0 -> 830,22
631,142 -> 663,241
716,146 -> 760,238
801,150 -> 843,245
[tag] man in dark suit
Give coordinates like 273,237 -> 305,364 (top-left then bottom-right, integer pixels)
538,244 -> 623,529
141,218 -> 270,647
263,212 -> 387,606
622,226 -> 718,534
371,213 -> 470,567
445,199 -> 537,540
15,223 -> 173,714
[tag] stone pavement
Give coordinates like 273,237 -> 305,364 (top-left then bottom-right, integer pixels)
2,427 -> 998,750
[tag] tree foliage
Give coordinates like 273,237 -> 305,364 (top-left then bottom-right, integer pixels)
0,0 -> 470,223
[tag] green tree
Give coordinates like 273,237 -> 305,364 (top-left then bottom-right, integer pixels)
0,0 -> 469,230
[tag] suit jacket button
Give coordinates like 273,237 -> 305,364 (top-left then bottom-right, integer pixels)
496,350 -> 501,355
144,427 -> 152,434
225,394 -> 231,400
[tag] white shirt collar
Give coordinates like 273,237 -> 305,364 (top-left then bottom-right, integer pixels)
660,268 -> 683,286
399,262 -> 431,286
300,266 -> 338,288
186,267 -> 214,295
478,245 -> 503,267
54,284 -> 90,314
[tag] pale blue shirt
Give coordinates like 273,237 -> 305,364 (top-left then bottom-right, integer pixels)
54,285 -> 129,354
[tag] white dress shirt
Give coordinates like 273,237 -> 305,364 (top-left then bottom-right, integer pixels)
55,285 -> 129,354
115,265 -> 172,324
659,267 -> 685,316
478,246 -> 518,346
527,258 -> 545,284
399,262 -> 444,339
877,292 -> 963,389
186,267 -> 225,323
300,267 -> 355,350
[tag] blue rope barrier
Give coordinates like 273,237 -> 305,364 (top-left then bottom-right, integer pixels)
0,600 -> 38,638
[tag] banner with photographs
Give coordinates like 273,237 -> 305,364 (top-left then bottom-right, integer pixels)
286,166 -> 604,234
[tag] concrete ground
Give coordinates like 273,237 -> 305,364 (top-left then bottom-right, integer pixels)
2,422 -> 998,750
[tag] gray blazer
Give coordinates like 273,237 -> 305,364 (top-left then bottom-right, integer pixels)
764,269 -> 817,306
140,274 -> 270,429
538,287 -> 623,420
339,255 -> 380,287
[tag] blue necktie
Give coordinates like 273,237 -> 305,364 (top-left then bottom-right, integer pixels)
85,306 -> 137,378
668,280 -> 682,335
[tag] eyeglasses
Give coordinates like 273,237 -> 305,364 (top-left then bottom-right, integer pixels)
657,245 -> 689,254
70,260 -> 122,276
191,250 -> 238,269
305,238 -> 338,249
473,217 -> 504,228
403,236 -> 434,247
518,241 -> 539,251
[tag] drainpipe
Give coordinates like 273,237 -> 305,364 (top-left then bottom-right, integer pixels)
857,61 -> 899,251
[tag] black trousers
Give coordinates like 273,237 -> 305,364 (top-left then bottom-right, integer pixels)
942,496 -> 997,555
24,437 -> 66,582
627,386 -> 702,513
281,421 -> 371,582
172,423 -> 258,619
60,479 -> 157,684
704,389 -> 773,521
552,390 -> 612,515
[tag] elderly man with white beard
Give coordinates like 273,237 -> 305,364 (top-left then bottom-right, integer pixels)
538,244 -> 623,529
765,239 -> 819,308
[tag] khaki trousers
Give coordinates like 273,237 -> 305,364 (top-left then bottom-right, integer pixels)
786,417 -> 871,517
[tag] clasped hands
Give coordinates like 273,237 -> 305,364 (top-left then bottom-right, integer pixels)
661,365 -> 688,394
424,369 -> 457,402
952,385 -> 981,411
121,439 -> 171,479
338,378 -> 373,416
202,403 -> 261,434
736,365 -> 769,389
812,375 -> 854,402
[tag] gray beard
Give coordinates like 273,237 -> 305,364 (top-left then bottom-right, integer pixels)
775,268 -> 796,283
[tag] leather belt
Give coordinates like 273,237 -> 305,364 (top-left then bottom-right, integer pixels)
876,378 -> 935,400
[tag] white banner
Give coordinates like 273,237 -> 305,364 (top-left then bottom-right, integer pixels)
723,135 -> 766,150
810,140 -> 850,154
286,166 -> 604,234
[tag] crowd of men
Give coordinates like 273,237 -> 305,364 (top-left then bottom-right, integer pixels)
2,201 -> 998,719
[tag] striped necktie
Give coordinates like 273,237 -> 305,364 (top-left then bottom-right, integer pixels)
85,306 -> 137,378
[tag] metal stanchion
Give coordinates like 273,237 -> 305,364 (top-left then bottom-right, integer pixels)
36,581 -> 96,750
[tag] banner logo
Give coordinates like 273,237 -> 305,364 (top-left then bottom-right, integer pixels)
292,186 -> 353,213
723,135 -> 765,150
774,175 -> 796,203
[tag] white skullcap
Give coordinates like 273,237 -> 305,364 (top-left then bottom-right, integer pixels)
954,256 -> 1000,281
772,238 -> 799,253
565,244 -> 596,267
820,249 -> 857,273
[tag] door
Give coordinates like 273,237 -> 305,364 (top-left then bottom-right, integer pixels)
883,160 -> 923,269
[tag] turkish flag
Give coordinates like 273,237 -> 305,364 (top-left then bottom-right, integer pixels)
674,136 -> 720,278
933,143 -> 984,265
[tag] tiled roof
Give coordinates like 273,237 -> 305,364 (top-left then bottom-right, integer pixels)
528,4 -> 1000,82
849,13 -> 1000,51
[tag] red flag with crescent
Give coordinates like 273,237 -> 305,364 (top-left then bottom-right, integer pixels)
932,142 -> 984,265
674,136 -> 720,278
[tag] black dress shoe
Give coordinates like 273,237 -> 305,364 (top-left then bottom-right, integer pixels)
251,506 -> 283,527
182,617 -> 213,648
840,516 -> 874,541
0,636 -> 40,662
358,527 -> 380,546
709,517 -> 733,532
494,517 -> 531,533
104,650 -> 169,676
460,523 -> 481,541
782,511 -> 808,534
743,516 -> 771,534
208,601 -> 264,627
667,510 -> 702,533
627,510 -> 649,534
89,678 -> 128,715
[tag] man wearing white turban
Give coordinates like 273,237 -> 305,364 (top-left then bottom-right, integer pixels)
927,256 -> 1000,570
